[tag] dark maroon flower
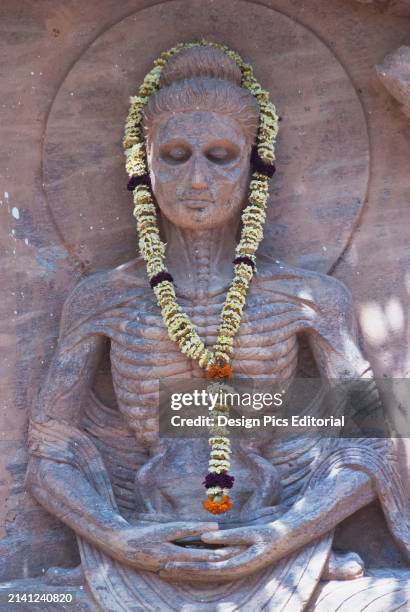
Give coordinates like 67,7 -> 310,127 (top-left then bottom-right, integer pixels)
250,146 -> 276,178
127,174 -> 151,191
233,256 -> 255,271
150,271 -> 174,289
203,473 -> 235,489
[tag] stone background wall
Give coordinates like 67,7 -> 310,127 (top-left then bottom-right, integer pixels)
0,0 -> 409,581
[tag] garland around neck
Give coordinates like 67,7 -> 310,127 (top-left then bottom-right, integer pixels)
124,40 -> 279,515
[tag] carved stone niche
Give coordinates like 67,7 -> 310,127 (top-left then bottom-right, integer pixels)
0,1 -> 409,611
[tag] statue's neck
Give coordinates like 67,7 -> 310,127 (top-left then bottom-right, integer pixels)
161,217 -> 240,299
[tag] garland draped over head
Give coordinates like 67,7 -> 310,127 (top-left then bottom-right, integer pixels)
124,40 -> 279,514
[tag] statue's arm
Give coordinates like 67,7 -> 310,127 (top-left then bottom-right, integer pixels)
306,275 -> 386,437
26,286 -> 222,570
28,448 -> 221,570
26,329 -> 136,558
306,274 -> 377,379
304,278 -> 410,547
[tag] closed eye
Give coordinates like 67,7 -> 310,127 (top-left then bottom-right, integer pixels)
160,143 -> 191,164
205,144 -> 239,165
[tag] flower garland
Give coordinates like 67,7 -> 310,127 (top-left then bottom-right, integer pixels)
124,40 -> 279,514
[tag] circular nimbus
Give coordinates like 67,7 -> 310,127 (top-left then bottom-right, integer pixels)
43,0 -> 369,273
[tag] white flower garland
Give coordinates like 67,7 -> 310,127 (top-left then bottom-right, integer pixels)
124,41 -> 279,514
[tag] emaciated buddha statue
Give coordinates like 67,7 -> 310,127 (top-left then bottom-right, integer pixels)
26,44 -> 409,611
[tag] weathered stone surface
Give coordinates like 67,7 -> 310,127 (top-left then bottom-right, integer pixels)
0,1 -> 409,609
308,570 -> 410,610
376,46 -> 410,119
351,0 -> 410,18
25,41 -> 410,610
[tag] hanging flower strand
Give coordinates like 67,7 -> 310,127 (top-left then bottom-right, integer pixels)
124,41 -> 279,515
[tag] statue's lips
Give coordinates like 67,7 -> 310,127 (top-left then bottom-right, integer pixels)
181,198 -> 213,210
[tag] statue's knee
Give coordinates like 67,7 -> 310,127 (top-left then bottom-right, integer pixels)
322,550 -> 364,580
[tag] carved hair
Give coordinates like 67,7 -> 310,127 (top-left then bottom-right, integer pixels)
143,46 -> 259,143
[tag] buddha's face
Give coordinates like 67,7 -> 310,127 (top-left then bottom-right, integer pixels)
146,111 -> 252,231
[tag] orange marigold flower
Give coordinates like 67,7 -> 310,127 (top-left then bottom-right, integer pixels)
203,495 -> 233,514
207,364 -> 233,380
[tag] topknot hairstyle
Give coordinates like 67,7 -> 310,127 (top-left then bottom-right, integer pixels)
159,46 -> 243,87
143,46 -> 259,143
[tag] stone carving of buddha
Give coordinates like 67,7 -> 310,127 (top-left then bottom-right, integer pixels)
26,45 -> 409,610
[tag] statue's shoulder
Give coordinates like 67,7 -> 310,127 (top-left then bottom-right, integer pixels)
255,253 -> 352,314
60,257 -> 150,335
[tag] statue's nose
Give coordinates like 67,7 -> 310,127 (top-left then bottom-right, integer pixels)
190,157 -> 208,190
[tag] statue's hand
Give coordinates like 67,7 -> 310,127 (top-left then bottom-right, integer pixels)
106,521 -> 240,572
160,524 -> 282,582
